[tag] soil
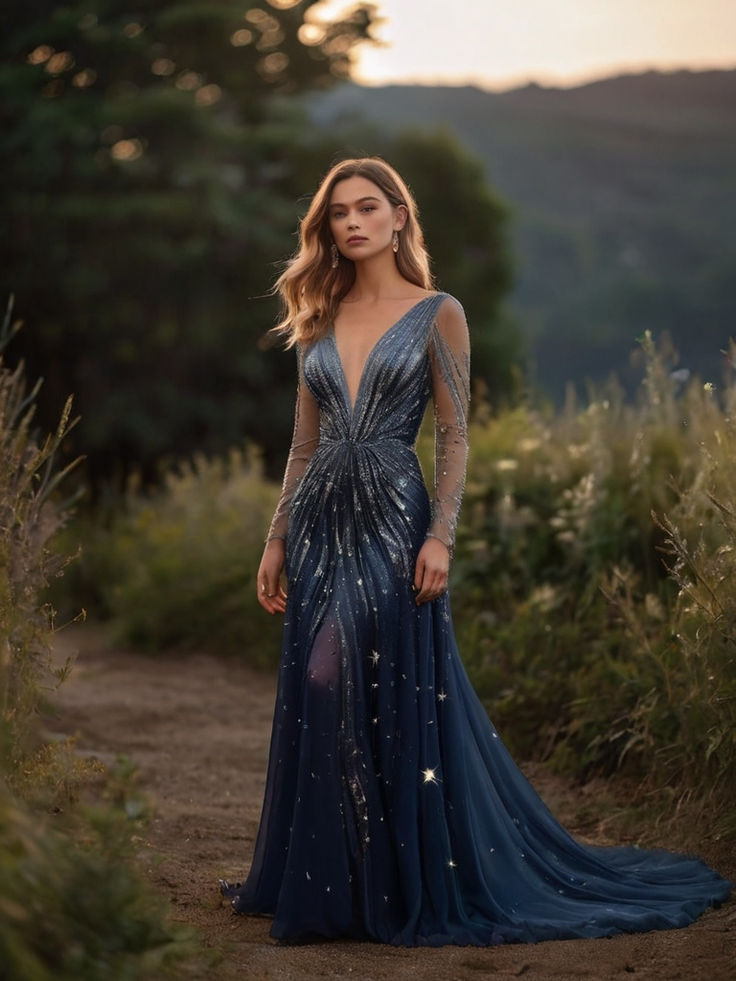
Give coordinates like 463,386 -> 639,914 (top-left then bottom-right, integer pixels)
48,626 -> 735,981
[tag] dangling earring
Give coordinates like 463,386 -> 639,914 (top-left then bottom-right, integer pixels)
330,243 -> 339,269
392,230 -> 399,253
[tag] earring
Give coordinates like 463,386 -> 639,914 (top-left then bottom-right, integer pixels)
392,230 -> 399,253
330,243 -> 339,269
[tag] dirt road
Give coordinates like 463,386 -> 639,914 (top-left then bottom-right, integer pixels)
50,627 -> 734,980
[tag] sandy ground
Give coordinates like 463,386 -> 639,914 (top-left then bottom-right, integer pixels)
47,626 -> 735,981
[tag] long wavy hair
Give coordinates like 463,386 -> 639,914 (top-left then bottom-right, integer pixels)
272,157 -> 434,348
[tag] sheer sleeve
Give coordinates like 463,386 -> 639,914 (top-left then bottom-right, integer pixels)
265,348 -> 320,542
426,296 -> 470,551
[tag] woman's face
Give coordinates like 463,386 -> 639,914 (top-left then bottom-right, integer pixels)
328,175 -> 405,263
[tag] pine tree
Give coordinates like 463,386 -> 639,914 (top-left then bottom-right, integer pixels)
1,1 -> 377,485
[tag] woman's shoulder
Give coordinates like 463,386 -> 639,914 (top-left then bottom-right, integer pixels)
411,289 -> 461,305
430,292 -> 467,326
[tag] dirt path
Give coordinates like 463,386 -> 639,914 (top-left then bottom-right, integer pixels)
49,627 -> 734,980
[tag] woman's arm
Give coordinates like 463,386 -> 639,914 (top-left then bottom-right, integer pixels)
427,295 -> 470,550
259,352 -> 320,613
414,295 -> 470,604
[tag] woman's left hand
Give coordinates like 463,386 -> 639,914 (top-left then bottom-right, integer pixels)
413,537 -> 450,604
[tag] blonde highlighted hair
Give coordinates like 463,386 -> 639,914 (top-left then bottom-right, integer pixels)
272,157 -> 434,347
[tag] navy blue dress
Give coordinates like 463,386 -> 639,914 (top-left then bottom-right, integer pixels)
227,293 -> 731,944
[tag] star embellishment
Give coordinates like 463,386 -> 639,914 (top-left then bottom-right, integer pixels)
421,767 -> 438,785
370,650 -> 380,666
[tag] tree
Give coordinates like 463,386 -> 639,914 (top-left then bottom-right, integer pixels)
1,0 -> 377,487
2,2 -> 520,489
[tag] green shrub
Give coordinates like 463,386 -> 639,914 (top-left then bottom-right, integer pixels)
0,781 -> 200,980
80,448 -> 283,665
593,367 -> 736,809
451,334 -> 736,821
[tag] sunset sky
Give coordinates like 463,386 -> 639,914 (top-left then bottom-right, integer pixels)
315,0 -> 736,90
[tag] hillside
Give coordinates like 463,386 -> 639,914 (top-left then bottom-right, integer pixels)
313,70 -> 736,398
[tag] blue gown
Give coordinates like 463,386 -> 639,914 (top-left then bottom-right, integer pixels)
227,292 -> 731,944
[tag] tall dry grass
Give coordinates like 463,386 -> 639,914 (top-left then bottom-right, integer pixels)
0,299 -> 204,978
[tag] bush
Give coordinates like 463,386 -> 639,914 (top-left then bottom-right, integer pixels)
451,334 -> 736,821
595,363 -> 736,811
0,780 -> 200,980
77,448 -> 283,665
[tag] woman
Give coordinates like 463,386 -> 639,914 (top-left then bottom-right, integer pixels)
221,158 -> 730,945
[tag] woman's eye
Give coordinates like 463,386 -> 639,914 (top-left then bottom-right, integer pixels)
361,206 -> 375,213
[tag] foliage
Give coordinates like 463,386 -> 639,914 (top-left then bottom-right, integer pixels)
449,334 -> 736,822
0,778 -> 202,980
74,448 -> 284,662
0,299 -> 81,766
595,361 -> 736,811
1,0 -> 379,488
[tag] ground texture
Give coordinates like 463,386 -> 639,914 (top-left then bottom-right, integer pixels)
49,627 -> 734,980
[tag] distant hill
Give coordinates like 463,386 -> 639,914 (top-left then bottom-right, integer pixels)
312,70 -> 736,398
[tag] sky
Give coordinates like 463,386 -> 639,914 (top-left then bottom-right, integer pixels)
314,0 -> 736,90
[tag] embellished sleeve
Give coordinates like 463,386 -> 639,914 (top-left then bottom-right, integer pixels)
265,348 -> 320,542
426,295 -> 470,550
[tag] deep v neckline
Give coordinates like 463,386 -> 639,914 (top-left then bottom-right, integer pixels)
330,294 -> 438,415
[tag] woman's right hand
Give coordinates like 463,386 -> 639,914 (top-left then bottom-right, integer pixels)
257,538 -> 287,615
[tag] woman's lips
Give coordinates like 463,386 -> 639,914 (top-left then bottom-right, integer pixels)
346,236 -> 367,243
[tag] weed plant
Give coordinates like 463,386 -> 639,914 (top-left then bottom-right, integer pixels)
0,300 -> 81,765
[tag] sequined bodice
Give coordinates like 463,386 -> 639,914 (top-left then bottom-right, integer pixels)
302,304 -> 433,447
266,293 -> 470,555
